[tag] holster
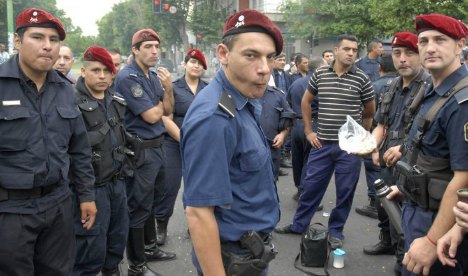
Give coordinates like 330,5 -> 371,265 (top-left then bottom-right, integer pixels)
395,159 -> 450,211
125,132 -> 145,168
222,251 -> 266,276
221,231 -> 277,276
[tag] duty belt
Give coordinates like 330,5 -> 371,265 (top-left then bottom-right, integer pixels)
140,135 -> 164,148
0,183 -> 59,202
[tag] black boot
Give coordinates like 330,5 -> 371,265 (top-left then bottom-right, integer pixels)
126,228 -> 161,276
144,216 -> 176,262
280,151 -> 293,168
363,230 -> 395,255
355,197 -> 378,219
156,218 -> 168,246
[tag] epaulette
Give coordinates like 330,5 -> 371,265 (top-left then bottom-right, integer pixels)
454,87 -> 468,104
218,91 -> 236,118
268,85 -> 285,95
112,94 -> 127,105
55,69 -> 74,84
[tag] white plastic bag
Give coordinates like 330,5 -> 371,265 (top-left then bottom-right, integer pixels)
338,115 -> 376,155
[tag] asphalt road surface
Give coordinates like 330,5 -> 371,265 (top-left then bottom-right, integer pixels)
120,161 -> 397,276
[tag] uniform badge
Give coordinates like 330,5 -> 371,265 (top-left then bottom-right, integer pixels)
392,37 -> 398,45
465,122 -> 468,142
191,51 -> 196,57
235,15 -> 245,28
131,84 -> 144,98
29,11 -> 39,23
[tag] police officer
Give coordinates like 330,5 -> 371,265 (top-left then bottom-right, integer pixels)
0,8 -> 96,275
113,29 -> 176,276
181,9 -> 282,276
260,85 -> 294,179
388,14 -> 468,275
155,48 -> 208,246
287,56 -> 327,200
71,46 -> 130,276
364,33 -> 430,275
355,54 -> 398,220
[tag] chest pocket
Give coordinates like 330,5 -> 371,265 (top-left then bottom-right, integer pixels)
0,106 -> 34,151
238,141 -> 269,172
51,106 -> 81,146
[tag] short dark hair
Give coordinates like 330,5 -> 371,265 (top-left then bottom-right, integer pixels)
221,34 -> 240,51
294,53 -> 307,66
379,54 -> 396,73
15,28 -> 27,40
308,56 -> 327,72
336,34 -> 358,47
322,50 -> 333,57
132,42 -> 142,57
367,39 -> 382,53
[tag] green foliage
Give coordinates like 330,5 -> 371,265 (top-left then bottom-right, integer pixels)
0,0 -> 75,48
188,0 -> 232,47
281,0 -> 468,45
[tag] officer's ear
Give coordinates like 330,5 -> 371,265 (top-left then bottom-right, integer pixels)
217,43 -> 229,66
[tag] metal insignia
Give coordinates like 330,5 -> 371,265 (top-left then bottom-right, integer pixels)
131,84 -> 144,98
235,15 -> 245,28
465,122 -> 468,142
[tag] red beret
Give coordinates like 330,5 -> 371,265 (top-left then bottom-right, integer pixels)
16,8 -> 66,40
83,46 -> 117,74
392,32 -> 418,53
132,29 -> 160,46
415,14 -> 468,39
186,48 -> 207,70
223,9 -> 283,55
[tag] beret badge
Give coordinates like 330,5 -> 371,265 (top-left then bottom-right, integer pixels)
235,15 -> 245,28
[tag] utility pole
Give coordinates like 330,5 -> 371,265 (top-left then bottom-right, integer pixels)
7,0 -> 14,54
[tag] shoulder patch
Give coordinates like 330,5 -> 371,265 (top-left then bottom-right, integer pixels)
131,84 -> 144,98
218,91 -> 236,118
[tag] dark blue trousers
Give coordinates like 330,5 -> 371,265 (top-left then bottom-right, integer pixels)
401,202 -> 467,276
154,139 -> 182,219
72,179 -> 129,276
0,196 -> 74,276
127,147 -> 166,228
291,120 -> 311,190
363,157 -> 381,198
290,142 -> 361,239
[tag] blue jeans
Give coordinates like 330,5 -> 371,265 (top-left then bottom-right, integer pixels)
290,142 -> 361,239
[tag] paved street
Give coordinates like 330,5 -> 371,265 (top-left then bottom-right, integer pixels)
137,162 -> 397,276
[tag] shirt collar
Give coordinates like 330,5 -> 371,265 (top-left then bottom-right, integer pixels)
328,61 -> 357,74
0,54 -> 66,84
215,69 -> 263,113
433,65 -> 468,96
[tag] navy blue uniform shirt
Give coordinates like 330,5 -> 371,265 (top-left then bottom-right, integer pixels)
375,70 -> 428,132
171,76 -> 208,132
113,60 -> 165,139
0,56 -> 95,214
287,72 -> 318,121
406,66 -> 468,170
260,86 -> 293,142
356,55 -> 381,82
181,70 -> 280,241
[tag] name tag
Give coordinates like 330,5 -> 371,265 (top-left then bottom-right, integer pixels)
2,100 -> 21,106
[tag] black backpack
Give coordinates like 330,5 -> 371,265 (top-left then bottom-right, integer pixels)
294,223 -> 331,276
